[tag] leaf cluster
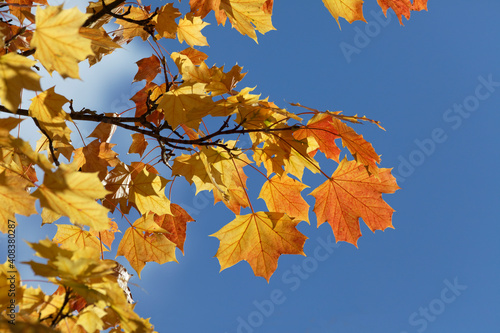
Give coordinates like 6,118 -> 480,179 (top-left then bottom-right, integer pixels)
0,0 -> 427,331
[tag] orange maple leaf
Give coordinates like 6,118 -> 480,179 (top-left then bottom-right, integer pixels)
329,115 -> 381,176
294,113 -> 342,162
211,212 -> 307,281
180,47 -> 208,65
128,133 -> 148,157
131,82 -> 165,126
377,0 -> 428,24
310,158 -> 399,246
258,174 -> 310,224
154,204 -> 194,253
73,139 -> 119,180
189,0 -> 226,24
133,55 -> 161,83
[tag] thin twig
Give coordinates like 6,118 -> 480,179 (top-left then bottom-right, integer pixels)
31,117 -> 60,166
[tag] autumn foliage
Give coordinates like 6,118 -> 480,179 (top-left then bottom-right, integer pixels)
0,0 -> 427,331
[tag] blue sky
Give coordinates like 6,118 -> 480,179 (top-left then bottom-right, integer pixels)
3,1 -> 500,332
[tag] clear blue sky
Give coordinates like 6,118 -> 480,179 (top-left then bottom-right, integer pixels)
4,1 -> 500,332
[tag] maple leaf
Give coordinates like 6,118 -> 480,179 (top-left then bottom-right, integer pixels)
329,115 -> 381,175
203,144 -> 251,213
259,175 -> 310,224
212,212 -> 307,281
87,113 -> 118,142
154,204 -> 195,253
158,83 -> 210,129
5,0 -> 47,23
29,87 -> 71,143
31,5 -> 93,79
0,53 -> 42,112
219,0 -> 275,42
103,162 -> 134,214
128,133 -> 148,157
117,214 -> 177,276
73,139 -> 119,180
77,305 -> 107,332
177,13 -> 210,47
133,55 -> 161,83
294,113 -> 342,162
377,0 -> 427,24
86,0 -> 125,29
153,3 -> 181,39
79,27 -> 121,66
411,0 -> 428,11
131,81 -> 165,126
53,224 -> 109,251
172,52 -> 211,84
190,0 -> 221,19
90,219 -> 119,250
0,172 -> 37,233
129,168 -> 172,216
31,164 -> 111,231
36,132 -> 74,162
172,151 -> 215,194
180,47 -> 208,65
115,5 -> 152,42
310,158 -> 399,246
322,0 -> 366,28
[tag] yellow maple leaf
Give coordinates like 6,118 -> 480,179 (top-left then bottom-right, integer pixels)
31,164 -> 111,231
53,224 -> 109,251
79,26 -> 121,66
219,0 -> 275,42
31,5 -> 93,79
117,214 -> 177,276
177,13 -> 210,47
211,212 -> 307,281
259,174 -> 310,224
0,171 -> 37,233
0,186 -> 36,233
129,168 -> 172,216
115,6 -> 151,42
76,305 -> 107,332
172,152 -> 215,194
0,53 -> 42,112
153,3 -> 181,39
322,0 -> 366,29
29,87 -> 71,144
158,83 -> 210,129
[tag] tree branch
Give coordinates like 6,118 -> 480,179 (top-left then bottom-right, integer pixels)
0,105 -> 300,152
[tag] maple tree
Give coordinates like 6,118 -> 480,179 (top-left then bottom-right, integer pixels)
0,0 -> 427,331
